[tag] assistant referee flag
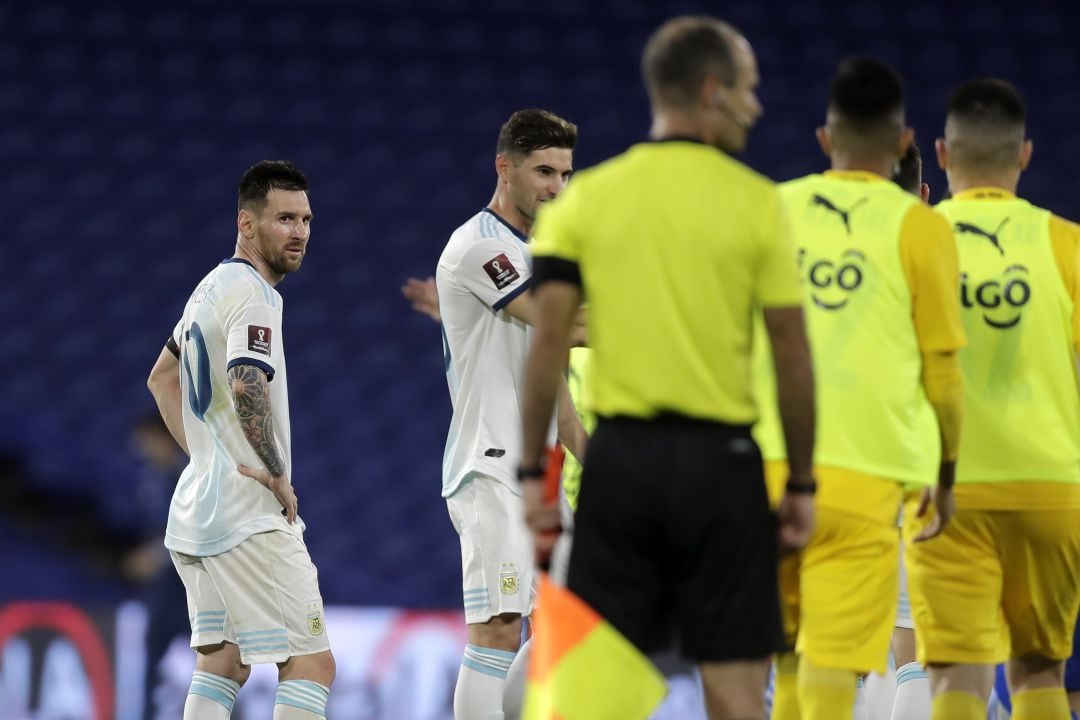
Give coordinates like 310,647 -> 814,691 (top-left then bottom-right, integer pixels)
523,574 -> 667,720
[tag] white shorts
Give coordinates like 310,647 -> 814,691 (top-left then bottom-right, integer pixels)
446,473 -> 535,624
170,529 -> 331,664
896,539 -> 915,630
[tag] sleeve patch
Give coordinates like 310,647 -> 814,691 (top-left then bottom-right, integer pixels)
248,325 -> 272,356
482,253 -> 521,290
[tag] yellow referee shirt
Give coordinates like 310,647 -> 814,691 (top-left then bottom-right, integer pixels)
530,139 -> 803,424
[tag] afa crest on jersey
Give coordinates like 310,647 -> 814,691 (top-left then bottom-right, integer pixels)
500,564 -> 519,595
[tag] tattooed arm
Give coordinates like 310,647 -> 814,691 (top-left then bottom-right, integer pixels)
228,363 -> 297,523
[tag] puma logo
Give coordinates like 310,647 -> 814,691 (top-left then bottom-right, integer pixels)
955,218 -> 1010,256
810,194 -> 869,235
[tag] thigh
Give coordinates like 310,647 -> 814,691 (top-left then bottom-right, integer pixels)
201,530 -> 329,665
798,507 -> 898,673
170,550 -> 234,649
446,474 -> 534,625
904,504 -> 1007,665
1000,509 -> 1080,661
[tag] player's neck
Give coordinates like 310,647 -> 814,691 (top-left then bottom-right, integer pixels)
946,170 -> 1020,197
487,192 -> 532,237
233,238 -> 283,286
829,153 -> 893,180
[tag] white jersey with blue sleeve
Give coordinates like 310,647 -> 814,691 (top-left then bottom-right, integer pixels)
165,258 -> 302,557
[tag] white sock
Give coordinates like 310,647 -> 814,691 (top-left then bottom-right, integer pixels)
454,643 -> 515,720
854,675 -> 869,720
889,662 -> 930,720
184,671 -> 239,719
502,638 -> 531,720
273,679 -> 330,718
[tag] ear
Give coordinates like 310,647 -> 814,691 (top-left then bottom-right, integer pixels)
815,126 -> 831,158
237,208 -> 256,239
701,73 -> 723,111
898,128 -> 915,158
920,183 -> 931,204
495,153 -> 511,183
1018,139 -> 1033,170
935,138 -> 948,171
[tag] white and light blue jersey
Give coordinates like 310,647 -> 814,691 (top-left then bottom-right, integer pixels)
436,209 -> 534,497
166,258 -> 302,557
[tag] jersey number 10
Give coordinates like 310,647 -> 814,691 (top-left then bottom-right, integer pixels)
183,323 -> 213,421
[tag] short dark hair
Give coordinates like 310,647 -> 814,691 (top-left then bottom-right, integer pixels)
642,16 -> 738,110
827,57 -> 905,154
495,110 -> 578,160
238,160 -> 308,212
891,142 -> 922,195
948,78 -> 1026,128
945,79 -> 1026,172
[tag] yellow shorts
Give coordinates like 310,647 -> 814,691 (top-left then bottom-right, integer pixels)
904,498 -> 1080,665
764,461 -> 800,648
764,460 -> 902,670
796,507 -> 899,673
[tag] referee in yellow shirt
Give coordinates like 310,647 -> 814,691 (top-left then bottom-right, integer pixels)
518,16 -> 816,720
905,78 -> 1080,720
752,58 -> 967,720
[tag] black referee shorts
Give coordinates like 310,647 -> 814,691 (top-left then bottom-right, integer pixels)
566,414 -> 783,662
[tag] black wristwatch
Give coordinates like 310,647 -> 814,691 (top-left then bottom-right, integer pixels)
785,478 -> 817,494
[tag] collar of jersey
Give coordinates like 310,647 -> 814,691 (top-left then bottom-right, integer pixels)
647,135 -> 708,146
950,187 -> 1016,201
481,208 -> 528,242
221,257 -> 257,268
823,170 -> 886,183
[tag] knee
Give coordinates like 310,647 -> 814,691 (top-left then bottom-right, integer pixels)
469,614 -> 523,653
1007,654 -> 1064,690
194,642 -> 250,686
280,650 -> 336,687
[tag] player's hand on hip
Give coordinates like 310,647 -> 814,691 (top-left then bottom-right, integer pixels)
777,491 -> 814,554
912,476 -> 955,543
237,464 -> 299,524
522,479 -> 562,566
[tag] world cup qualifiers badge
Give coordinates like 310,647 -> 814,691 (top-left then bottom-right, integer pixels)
248,325 -> 272,355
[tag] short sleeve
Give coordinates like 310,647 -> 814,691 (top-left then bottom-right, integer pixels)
900,204 -> 967,352
531,181 -> 583,264
454,237 -> 532,311
1048,214 -> 1080,355
754,191 -> 803,308
224,301 -> 283,381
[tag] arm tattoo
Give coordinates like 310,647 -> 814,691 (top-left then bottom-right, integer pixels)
228,364 -> 285,478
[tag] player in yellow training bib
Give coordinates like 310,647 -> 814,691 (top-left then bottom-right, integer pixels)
903,78 -> 1080,720
752,58 -> 966,720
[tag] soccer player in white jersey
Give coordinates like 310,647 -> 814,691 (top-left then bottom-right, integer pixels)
437,109 -> 587,720
146,160 -> 335,720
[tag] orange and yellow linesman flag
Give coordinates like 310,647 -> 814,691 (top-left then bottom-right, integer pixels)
523,573 -> 667,720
